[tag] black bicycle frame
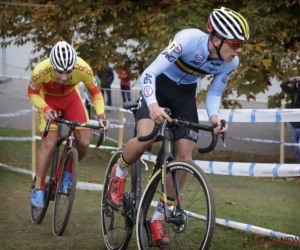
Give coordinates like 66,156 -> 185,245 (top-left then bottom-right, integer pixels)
140,120 -> 181,224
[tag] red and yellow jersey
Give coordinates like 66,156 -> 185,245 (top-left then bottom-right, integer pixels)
28,57 -> 104,116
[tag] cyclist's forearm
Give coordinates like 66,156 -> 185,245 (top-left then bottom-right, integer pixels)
205,93 -> 221,120
28,93 -> 49,113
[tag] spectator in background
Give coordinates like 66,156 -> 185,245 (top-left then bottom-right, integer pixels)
280,76 -> 300,163
98,64 -> 114,107
118,66 -> 131,103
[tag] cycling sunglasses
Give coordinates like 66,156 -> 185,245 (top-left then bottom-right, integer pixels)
55,69 -> 73,74
223,40 -> 244,50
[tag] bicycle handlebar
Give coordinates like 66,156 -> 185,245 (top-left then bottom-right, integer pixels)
44,114 -> 106,148
137,114 -> 226,154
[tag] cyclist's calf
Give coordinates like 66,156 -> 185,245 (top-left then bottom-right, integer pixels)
123,136 -> 155,164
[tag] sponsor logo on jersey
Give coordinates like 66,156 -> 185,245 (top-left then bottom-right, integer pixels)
174,43 -> 182,54
144,86 -> 153,97
210,62 -> 221,66
189,130 -> 198,141
189,60 -> 202,66
29,80 -> 36,89
161,52 -> 176,62
75,65 -> 93,77
32,67 -> 52,81
166,39 -> 182,54
222,70 -> 237,83
206,66 -> 218,72
93,78 -> 97,86
195,54 -> 204,61
143,73 -> 152,84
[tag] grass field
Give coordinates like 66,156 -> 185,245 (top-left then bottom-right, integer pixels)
1,127 -> 300,250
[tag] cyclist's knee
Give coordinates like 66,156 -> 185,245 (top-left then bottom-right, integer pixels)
41,133 -> 56,154
175,140 -> 195,161
76,131 -> 90,148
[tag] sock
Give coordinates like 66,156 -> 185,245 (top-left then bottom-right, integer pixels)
35,175 -> 46,190
151,195 -> 174,222
115,155 -> 130,179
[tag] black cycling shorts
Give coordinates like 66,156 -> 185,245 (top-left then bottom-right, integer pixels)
137,73 -> 199,142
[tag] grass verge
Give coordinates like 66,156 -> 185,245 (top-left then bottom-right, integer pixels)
0,127 -> 300,249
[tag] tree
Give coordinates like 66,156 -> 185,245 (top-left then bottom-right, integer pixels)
0,0 -> 299,108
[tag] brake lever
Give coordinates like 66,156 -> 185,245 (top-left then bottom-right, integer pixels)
220,119 -> 226,148
102,120 -> 107,141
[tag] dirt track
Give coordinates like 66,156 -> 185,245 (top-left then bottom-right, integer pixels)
0,78 -> 295,161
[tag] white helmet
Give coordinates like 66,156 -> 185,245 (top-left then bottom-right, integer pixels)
50,41 -> 77,71
207,7 -> 250,41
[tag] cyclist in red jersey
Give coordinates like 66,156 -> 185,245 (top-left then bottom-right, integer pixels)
28,41 -> 110,208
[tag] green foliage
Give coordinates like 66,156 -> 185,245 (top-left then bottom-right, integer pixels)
0,0 -> 299,107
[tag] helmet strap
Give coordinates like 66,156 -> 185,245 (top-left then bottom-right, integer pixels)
213,38 -> 224,61
210,33 -> 224,61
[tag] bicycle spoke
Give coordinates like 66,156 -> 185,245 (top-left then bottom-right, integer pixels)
137,161 -> 215,250
101,149 -> 136,250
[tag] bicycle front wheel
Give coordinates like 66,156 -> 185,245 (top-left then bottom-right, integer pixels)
101,149 -> 136,250
136,160 -> 215,250
52,147 -> 78,236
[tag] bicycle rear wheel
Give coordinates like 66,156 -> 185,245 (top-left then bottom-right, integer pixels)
52,147 -> 78,236
101,149 -> 136,250
136,160 -> 215,250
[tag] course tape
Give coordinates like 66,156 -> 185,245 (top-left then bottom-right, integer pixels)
150,201 -> 299,240
197,108 -> 300,122
1,163 -> 299,240
2,134 -> 299,147
141,154 -> 300,177
0,163 -> 103,191
1,134 -> 299,177
0,109 -> 32,117
3,108 -> 300,123
1,162 -> 298,240
198,133 -> 300,147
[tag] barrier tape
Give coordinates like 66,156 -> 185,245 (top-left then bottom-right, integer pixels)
198,133 -> 300,147
0,135 -> 299,177
0,163 -> 104,191
1,163 -> 299,240
197,108 -> 300,122
0,109 -> 32,117
3,108 -> 300,123
2,133 -> 300,147
141,154 -> 300,177
150,200 -> 300,240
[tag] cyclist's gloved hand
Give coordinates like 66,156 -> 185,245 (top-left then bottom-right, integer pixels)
98,115 -> 110,131
148,103 -> 172,124
44,109 -> 56,121
210,115 -> 228,135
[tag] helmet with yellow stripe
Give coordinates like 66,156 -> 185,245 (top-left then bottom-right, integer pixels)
207,7 -> 250,41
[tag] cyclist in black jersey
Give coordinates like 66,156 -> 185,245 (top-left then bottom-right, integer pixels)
108,7 -> 250,247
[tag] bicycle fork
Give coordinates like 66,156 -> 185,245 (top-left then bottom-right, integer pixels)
124,159 -> 143,233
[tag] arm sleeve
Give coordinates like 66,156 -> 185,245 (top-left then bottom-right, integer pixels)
140,32 -> 193,106
205,59 -> 239,119
84,74 -> 105,116
205,75 -> 226,118
28,74 -> 50,113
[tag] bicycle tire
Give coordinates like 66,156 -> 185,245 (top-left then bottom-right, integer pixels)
101,149 -> 135,250
52,147 -> 78,236
136,160 -> 215,250
30,179 -> 51,224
